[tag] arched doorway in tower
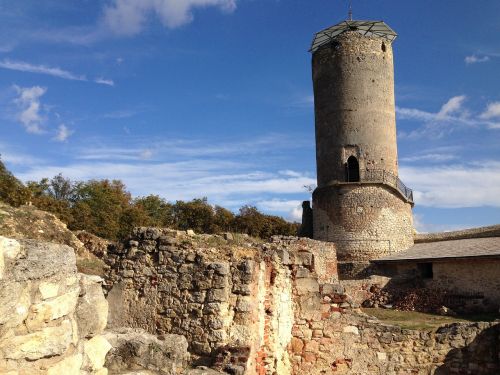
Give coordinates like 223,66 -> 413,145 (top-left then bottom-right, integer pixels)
346,156 -> 360,182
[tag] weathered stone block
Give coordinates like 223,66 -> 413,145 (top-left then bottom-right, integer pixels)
38,281 -> 60,300
207,288 -> 229,303
47,353 -> 83,375
26,288 -> 79,330
295,278 -> 320,295
83,335 -> 112,371
0,319 -> 73,360
76,274 -> 108,338
296,267 -> 310,279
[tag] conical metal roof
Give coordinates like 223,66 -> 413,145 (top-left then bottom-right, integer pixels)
310,20 -> 397,53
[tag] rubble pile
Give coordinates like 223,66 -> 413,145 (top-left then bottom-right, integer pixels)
363,286 -> 450,313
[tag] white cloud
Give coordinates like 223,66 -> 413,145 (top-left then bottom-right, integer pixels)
75,133 -> 308,161
140,149 -> 153,159
256,199 -> 303,222
54,124 -> 73,142
0,60 -> 113,86
103,0 -> 237,35
13,85 -> 47,134
94,77 -> 115,86
103,109 -> 139,119
413,214 -> 470,234
397,95 -> 500,138
0,145 -> 38,166
435,95 -> 467,120
400,161 -> 500,208
0,59 -> 86,81
480,102 -> 500,120
400,153 -> 457,163
465,55 -> 490,65
15,160 -> 314,206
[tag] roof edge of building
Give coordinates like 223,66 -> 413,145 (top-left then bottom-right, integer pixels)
415,224 -> 500,244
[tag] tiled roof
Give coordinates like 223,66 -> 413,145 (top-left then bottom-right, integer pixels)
373,237 -> 500,263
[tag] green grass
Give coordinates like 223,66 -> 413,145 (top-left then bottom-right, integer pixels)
362,308 -> 500,331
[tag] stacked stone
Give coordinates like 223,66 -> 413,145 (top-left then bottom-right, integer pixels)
105,229 -> 341,374
0,236 -> 110,374
105,228 -> 258,360
290,309 -> 500,374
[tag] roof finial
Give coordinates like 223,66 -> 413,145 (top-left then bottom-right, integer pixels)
348,0 -> 353,21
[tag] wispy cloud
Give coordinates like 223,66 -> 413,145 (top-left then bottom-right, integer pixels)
256,199 -> 303,221
397,95 -> 500,138
13,85 -> 47,134
0,44 -> 14,53
54,124 -> 73,142
480,102 -> 500,120
0,59 -> 86,81
15,160 -> 315,211
400,161 -> 500,208
94,77 -> 114,86
400,153 -> 458,163
0,59 -> 114,86
11,131 -> 313,219
103,109 -> 140,119
103,0 -> 237,36
75,133 -> 310,161
413,214 -> 471,234
465,54 -> 490,65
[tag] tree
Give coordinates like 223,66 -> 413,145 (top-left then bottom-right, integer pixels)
234,205 -> 265,237
0,158 -> 30,207
70,179 -> 133,240
213,205 -> 235,233
26,176 -> 74,224
172,198 -> 215,233
133,195 -> 174,228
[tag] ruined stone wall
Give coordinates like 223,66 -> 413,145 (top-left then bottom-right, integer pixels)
105,228 -> 337,374
290,305 -> 499,375
105,228 -> 500,374
313,184 -> 414,263
429,260 -> 500,311
312,31 -> 398,187
0,236 -> 110,375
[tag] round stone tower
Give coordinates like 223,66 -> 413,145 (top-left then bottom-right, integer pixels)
309,20 -> 414,274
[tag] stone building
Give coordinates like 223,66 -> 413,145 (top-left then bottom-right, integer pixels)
301,20 -> 414,275
373,232 -> 500,312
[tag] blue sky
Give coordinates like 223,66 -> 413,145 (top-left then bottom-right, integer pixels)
1,0 -> 500,232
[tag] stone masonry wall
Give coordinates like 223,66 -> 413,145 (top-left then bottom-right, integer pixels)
290,305 -> 499,375
429,260 -> 500,311
0,236 -> 110,375
105,228 -> 337,374
105,228 -> 500,374
313,184 -> 414,262
312,31 -> 399,186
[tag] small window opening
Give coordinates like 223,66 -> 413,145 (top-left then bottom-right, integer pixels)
345,156 -> 360,182
381,42 -> 386,52
331,41 -> 340,51
417,263 -> 433,279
